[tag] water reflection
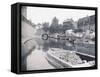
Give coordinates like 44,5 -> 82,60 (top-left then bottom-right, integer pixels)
40,33 -> 95,56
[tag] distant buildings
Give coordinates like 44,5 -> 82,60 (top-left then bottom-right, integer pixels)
63,19 -> 75,31
77,15 -> 95,31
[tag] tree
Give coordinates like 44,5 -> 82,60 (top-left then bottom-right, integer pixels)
51,17 -> 59,27
49,17 -> 60,33
42,22 -> 49,32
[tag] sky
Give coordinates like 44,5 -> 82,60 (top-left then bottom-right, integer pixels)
26,6 -> 95,25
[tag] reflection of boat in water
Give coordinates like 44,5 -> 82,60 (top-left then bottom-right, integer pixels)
45,48 -> 95,68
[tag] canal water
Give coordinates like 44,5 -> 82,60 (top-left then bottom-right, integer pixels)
21,27 -> 95,70
24,34 -> 95,70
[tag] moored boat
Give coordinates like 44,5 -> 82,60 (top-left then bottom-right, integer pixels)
45,48 -> 95,68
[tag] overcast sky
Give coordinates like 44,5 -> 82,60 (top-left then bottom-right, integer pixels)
26,6 -> 95,24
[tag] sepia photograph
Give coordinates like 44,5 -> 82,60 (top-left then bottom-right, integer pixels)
21,5 -> 96,71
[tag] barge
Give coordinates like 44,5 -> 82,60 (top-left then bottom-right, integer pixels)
45,48 -> 95,68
